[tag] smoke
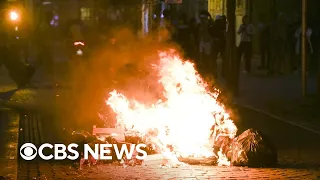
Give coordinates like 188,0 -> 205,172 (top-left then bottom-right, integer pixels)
54,26 -> 181,130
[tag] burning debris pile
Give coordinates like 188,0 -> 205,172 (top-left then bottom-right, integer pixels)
67,128 -> 153,169
103,51 -> 238,165
71,50 -> 277,169
230,129 -> 277,167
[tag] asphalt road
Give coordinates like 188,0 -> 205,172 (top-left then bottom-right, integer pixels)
14,105 -> 320,179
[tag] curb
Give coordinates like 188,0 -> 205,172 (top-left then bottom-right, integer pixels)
234,102 -> 320,136
0,100 -> 35,180
0,99 -> 38,113
0,100 -> 41,180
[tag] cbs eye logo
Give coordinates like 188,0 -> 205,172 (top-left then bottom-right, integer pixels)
20,143 -> 37,160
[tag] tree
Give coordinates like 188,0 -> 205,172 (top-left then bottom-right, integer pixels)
226,0 -> 237,95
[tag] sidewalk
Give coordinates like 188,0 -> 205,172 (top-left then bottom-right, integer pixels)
0,66 -> 63,179
0,66 -> 59,111
0,109 -> 19,180
235,57 -> 320,133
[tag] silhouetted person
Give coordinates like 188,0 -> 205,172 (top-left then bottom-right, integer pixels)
35,12 -> 55,82
294,23 -> 313,72
187,18 -> 199,61
315,9 -> 320,93
270,13 -> 287,74
287,13 -> 300,71
237,15 -> 254,73
198,10 -> 214,73
257,14 -> 271,70
212,15 -> 227,77
176,13 -> 189,55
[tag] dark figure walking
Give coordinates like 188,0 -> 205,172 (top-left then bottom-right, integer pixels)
313,9 -> 320,93
257,14 -> 271,70
176,13 -> 189,56
187,18 -> 199,61
237,15 -> 254,73
198,11 -> 214,73
294,23 -> 313,72
287,14 -> 300,71
212,15 -> 227,78
270,13 -> 287,74
35,12 -> 55,82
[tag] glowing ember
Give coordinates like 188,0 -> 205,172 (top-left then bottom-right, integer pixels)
105,50 -> 237,165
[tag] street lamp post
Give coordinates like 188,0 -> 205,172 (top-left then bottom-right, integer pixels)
301,0 -> 307,96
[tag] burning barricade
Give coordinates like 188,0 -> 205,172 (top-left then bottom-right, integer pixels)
70,50 -> 277,169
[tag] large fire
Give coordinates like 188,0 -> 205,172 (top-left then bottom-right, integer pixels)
105,51 -> 237,166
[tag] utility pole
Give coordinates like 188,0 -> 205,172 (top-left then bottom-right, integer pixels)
226,0 -> 237,95
301,0 -> 307,96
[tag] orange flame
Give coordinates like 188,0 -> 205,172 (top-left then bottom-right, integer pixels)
105,50 -> 237,165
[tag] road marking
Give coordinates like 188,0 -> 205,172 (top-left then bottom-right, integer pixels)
235,102 -> 320,136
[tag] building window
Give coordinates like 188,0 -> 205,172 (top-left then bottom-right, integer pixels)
80,7 -> 92,20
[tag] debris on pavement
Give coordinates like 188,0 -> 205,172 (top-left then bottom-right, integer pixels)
230,128 -> 277,167
142,154 -> 165,166
120,145 -> 143,168
92,125 -> 125,142
69,129 -> 103,170
65,125 -> 278,170
65,126 -> 162,170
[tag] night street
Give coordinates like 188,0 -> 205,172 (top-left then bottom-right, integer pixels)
12,105 -> 320,179
1,0 -> 320,179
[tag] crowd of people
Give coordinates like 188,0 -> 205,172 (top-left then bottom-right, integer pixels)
256,12 -> 318,75
161,10 -> 227,78
161,9 -> 320,79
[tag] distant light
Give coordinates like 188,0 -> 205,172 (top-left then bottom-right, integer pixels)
10,11 -> 19,21
110,38 -> 116,44
76,49 -> 83,55
50,15 -> 59,27
14,26 -> 18,31
42,1 -> 51,5
161,14 -> 164,18
74,41 -> 85,46
153,14 -> 156,18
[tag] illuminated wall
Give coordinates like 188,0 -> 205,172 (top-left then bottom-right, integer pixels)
208,0 -> 225,17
